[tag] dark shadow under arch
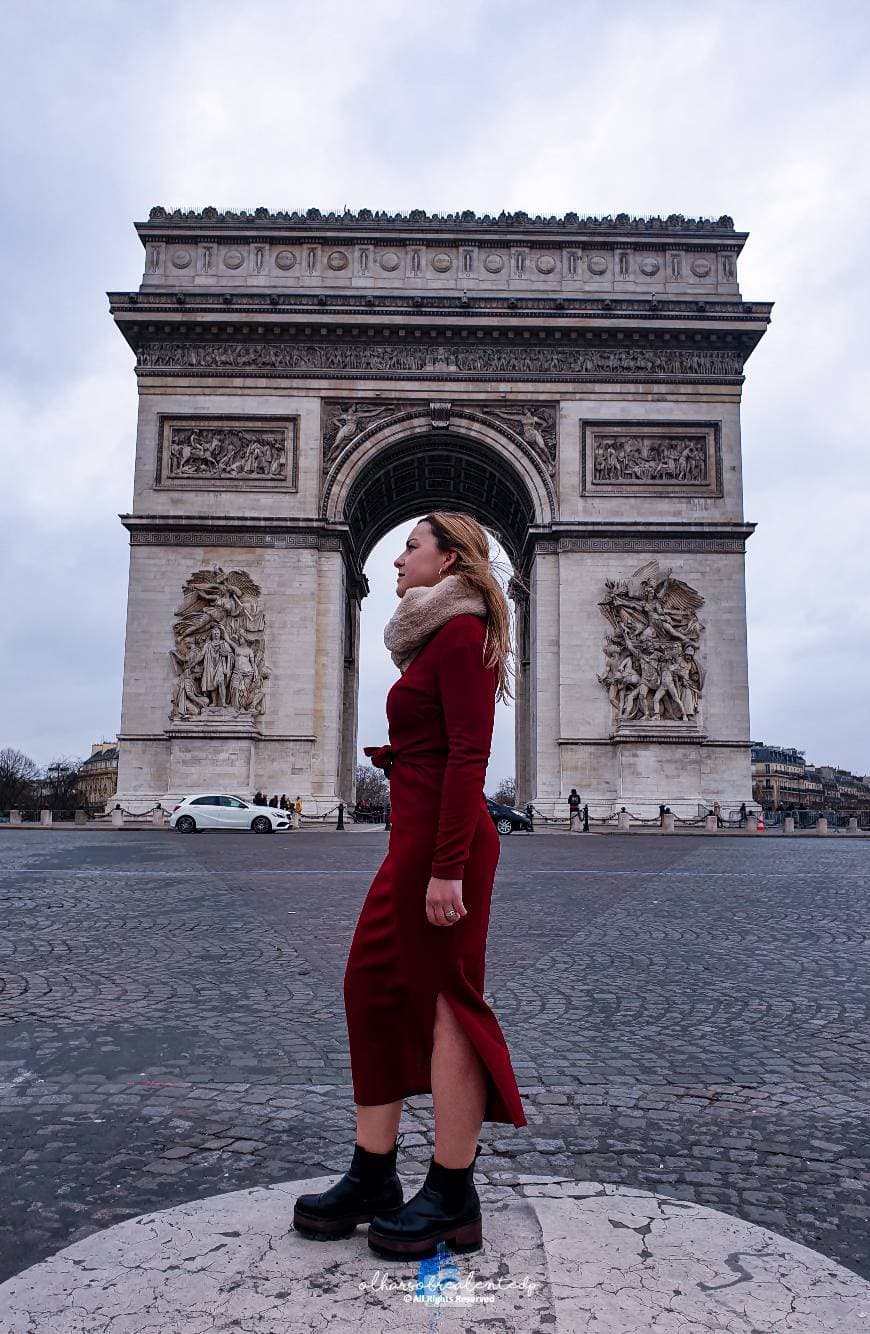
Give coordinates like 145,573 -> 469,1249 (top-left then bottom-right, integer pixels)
344,433 -> 536,569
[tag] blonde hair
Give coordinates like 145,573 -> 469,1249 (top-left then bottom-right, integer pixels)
423,512 -> 529,704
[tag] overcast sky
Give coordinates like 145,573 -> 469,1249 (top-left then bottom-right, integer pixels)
2,0 -> 869,789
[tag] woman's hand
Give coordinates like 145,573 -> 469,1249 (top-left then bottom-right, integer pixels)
425,876 -> 467,927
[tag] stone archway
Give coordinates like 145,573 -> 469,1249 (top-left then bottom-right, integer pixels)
323,421 -> 548,803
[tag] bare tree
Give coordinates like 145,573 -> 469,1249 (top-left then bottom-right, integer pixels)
491,776 -> 517,806
41,757 -> 84,814
0,748 -> 39,809
354,764 -> 389,809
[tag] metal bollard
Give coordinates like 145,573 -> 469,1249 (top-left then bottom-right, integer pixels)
384,805 -> 391,831
336,801 -> 345,831
583,804 -> 589,833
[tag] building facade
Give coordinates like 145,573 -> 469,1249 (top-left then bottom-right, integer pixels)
77,742 -> 120,811
109,206 -> 772,816
751,743 -> 870,812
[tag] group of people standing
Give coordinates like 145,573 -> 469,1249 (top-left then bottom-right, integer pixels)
252,792 -> 303,825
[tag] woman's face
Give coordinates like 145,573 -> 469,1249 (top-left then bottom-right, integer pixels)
394,521 -> 456,596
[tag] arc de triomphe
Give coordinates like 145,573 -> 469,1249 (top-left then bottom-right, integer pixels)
109,207 -> 771,817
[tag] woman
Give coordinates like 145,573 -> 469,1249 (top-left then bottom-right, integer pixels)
293,512 -> 528,1260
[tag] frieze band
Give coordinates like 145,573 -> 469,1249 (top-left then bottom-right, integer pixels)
136,340 -> 744,382
534,537 -> 748,553
127,530 -> 746,553
129,532 -> 343,549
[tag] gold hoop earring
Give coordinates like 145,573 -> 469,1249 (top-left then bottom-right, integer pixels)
438,566 -> 446,579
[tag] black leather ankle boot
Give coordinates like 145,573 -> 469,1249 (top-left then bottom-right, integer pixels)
367,1142 -> 482,1258
292,1134 -> 405,1240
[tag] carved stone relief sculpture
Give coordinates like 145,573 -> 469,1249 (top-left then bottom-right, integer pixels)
582,422 -> 720,497
158,418 -> 296,489
138,340 -> 744,380
597,560 -> 706,726
320,399 -> 558,475
169,567 -> 270,721
593,433 -> 707,483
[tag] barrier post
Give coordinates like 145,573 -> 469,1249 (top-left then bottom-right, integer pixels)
40,809 -> 52,826
336,801 -> 345,831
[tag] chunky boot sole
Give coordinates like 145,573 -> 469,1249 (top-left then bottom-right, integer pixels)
367,1213 -> 482,1259
293,1206 -> 389,1240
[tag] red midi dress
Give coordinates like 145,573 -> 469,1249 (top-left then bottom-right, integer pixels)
343,612 -> 527,1127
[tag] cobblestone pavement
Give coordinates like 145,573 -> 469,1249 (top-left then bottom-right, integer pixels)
0,829 -> 868,1289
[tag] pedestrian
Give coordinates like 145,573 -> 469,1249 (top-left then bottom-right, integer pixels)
280,794 -> 289,810
269,794 -> 279,808
568,787 -> 581,831
739,800 -> 747,827
293,795 -> 302,829
293,511 -> 527,1259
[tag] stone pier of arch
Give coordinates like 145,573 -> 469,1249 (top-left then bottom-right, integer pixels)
108,207 -> 771,818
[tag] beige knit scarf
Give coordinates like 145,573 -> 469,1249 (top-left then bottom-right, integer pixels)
383,575 -> 488,673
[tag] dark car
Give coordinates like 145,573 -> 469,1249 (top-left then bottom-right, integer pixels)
486,799 -> 533,835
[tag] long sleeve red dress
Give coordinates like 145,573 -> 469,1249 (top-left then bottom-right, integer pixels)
343,611 -> 527,1127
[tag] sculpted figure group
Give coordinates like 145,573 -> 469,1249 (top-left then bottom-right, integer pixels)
168,426 -> 286,479
169,567 -> 270,720
597,560 -> 706,725
593,434 -> 707,484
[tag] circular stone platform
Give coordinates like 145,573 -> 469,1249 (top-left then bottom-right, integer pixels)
0,1174 -> 868,1332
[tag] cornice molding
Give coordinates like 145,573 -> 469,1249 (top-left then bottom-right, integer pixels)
109,291 -> 773,326
527,521 -> 756,556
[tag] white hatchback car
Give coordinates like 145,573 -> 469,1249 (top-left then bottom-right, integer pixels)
170,794 -> 291,833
